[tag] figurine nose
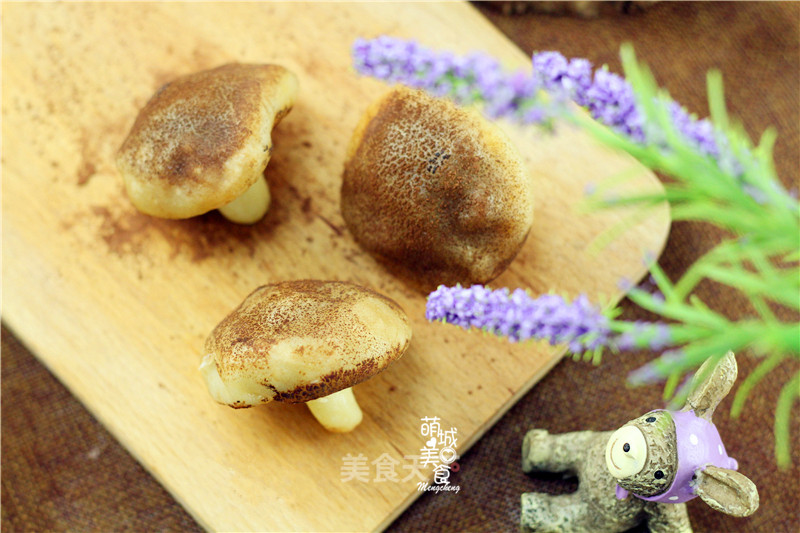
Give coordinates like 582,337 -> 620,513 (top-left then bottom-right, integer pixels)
605,425 -> 647,479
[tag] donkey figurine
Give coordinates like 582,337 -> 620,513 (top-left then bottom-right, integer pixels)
521,351 -> 758,532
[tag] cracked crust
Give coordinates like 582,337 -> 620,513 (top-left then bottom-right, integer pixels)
341,87 -> 534,287
201,280 -> 412,406
116,63 -> 298,219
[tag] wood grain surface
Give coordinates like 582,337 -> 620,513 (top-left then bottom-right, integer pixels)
1,3 -> 669,531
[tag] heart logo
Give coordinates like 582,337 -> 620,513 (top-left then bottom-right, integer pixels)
426,437 -> 437,448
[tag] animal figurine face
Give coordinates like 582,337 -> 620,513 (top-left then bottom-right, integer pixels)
605,409 -> 678,497
521,352 -> 759,533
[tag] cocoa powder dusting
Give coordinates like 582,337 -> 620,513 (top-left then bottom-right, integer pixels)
207,280 -> 411,402
90,204 -> 259,261
76,160 -> 96,186
340,87 -> 534,288
117,64 -> 279,187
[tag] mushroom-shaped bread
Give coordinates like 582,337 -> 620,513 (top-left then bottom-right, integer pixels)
341,86 -> 534,288
116,63 -> 298,224
200,280 -> 412,432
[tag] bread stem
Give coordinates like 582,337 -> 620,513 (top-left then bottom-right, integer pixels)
306,387 -> 363,432
218,174 -> 270,224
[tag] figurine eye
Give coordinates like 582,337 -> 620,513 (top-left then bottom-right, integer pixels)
645,416 -> 656,423
623,443 -> 630,452
654,470 -> 664,479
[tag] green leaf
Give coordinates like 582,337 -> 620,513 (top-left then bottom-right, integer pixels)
706,70 -> 729,131
626,289 -> 730,330
701,266 -> 799,310
775,371 -> 800,468
731,352 -> 786,417
663,371 -> 683,402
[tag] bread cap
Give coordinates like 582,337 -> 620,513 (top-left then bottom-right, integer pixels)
201,280 -> 411,407
116,63 -> 298,219
341,87 -> 534,287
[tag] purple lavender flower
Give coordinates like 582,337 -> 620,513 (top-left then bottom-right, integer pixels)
352,37 -> 552,125
529,51 -> 736,158
355,38 -> 800,210
532,51 -> 593,106
583,67 -> 646,143
353,37 -> 734,166
427,285 -> 678,356
426,285 -> 614,354
667,101 -> 719,159
532,51 -> 569,92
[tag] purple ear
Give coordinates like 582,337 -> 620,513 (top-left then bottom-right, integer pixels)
683,351 -> 737,421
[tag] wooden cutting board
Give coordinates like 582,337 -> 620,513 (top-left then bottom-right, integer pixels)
2,3 -> 670,531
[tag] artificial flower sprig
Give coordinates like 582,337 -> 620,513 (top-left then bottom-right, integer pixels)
354,37 -> 731,169
426,285 -> 616,359
352,37 -> 799,466
425,283 -> 671,365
